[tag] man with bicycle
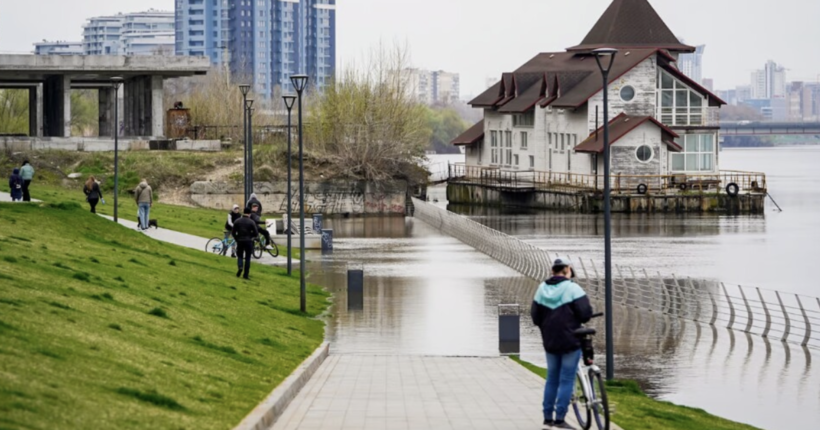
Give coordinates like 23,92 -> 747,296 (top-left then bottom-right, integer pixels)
231,207 -> 259,279
249,203 -> 274,250
224,204 -> 242,257
531,258 -> 593,429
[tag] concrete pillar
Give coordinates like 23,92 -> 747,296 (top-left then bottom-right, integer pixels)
98,87 -> 115,137
43,75 -> 71,137
28,84 -> 43,137
151,75 -> 164,137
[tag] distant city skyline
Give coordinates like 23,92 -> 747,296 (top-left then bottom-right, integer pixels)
3,0 -> 819,98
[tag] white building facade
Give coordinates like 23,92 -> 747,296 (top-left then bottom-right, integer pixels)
81,10 -> 174,55
402,68 -> 461,105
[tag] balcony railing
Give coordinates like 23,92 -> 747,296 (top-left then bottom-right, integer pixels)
447,164 -> 767,195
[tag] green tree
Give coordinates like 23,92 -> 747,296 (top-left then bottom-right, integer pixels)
426,106 -> 468,154
70,90 -> 99,137
0,89 -> 30,135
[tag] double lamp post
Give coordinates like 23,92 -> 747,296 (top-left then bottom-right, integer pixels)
240,75 -> 309,314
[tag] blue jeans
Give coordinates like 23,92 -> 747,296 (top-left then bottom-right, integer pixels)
138,203 -> 151,229
543,349 -> 582,422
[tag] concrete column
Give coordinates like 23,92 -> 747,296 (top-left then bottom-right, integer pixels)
43,75 -> 71,137
98,87 -> 115,137
28,84 -> 43,137
151,75 -> 164,137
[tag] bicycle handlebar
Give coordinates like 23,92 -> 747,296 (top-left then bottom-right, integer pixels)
591,312 -> 604,318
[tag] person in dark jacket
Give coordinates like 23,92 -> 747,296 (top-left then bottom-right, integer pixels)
249,203 -> 274,250
8,168 -> 23,202
83,176 -> 103,213
531,258 -> 593,430
231,207 -> 259,279
245,193 -> 262,215
224,204 -> 241,257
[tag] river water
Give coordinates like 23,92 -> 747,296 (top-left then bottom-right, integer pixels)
307,147 -> 820,430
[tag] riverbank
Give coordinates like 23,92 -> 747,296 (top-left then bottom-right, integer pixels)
510,357 -> 760,430
0,200 -> 329,429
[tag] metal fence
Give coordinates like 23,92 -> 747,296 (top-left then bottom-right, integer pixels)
412,198 -> 820,349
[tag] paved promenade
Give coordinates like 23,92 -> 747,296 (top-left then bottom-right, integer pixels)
272,355 -> 619,430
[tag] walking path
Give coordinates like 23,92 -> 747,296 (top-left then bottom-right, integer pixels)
272,355 -> 620,430
100,215 -> 297,267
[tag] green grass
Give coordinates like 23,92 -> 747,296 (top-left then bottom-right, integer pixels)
509,356 -> 761,430
0,201 -> 329,430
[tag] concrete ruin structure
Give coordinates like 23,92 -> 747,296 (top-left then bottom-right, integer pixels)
0,55 -> 209,144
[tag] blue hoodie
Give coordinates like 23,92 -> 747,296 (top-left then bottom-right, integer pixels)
531,276 -> 593,354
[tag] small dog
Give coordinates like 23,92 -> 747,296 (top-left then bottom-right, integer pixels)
148,219 -> 159,229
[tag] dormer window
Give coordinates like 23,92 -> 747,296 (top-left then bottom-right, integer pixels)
658,69 -> 704,126
512,111 -> 535,127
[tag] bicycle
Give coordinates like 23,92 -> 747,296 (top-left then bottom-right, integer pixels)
205,234 -> 236,257
571,312 -> 610,430
252,232 -> 279,259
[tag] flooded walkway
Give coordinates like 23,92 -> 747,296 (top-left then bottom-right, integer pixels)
271,355 -> 621,430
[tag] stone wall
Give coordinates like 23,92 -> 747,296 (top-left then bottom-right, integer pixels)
0,137 -> 220,152
190,180 -> 408,216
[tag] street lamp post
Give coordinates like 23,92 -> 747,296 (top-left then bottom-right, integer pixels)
290,74 -> 309,313
283,95 -> 297,276
246,99 -> 254,197
111,77 -> 123,223
593,47 -> 618,381
239,84 -> 251,204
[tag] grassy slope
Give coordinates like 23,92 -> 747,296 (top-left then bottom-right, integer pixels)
0,201 -> 328,430
510,356 -> 760,430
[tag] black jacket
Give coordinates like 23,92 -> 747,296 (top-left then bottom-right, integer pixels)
231,216 -> 259,242
531,276 -> 594,354
225,211 -> 241,231
84,182 -> 102,200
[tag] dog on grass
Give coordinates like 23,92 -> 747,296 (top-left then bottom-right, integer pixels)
148,219 -> 158,229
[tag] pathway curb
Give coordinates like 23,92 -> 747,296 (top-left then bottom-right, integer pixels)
233,342 -> 330,430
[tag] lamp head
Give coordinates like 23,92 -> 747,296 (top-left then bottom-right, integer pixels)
239,84 -> 251,96
111,76 -> 124,90
290,74 -> 309,94
245,99 -> 254,109
283,94 -> 297,110
592,48 -> 618,74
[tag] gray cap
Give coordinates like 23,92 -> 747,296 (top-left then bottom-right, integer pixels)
552,258 -> 573,267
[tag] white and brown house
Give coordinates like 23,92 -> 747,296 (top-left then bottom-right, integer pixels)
452,0 -> 737,193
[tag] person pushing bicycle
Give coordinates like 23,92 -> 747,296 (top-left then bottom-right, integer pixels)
531,258 -> 594,430
224,204 -> 242,257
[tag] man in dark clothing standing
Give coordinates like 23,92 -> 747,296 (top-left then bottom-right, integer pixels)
531,258 -> 593,430
231,207 -> 259,279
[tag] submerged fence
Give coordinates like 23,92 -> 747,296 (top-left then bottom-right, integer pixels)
412,198 -> 820,349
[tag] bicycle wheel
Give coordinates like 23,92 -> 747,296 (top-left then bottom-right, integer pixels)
266,241 -> 279,258
589,370 -> 610,430
571,372 -> 592,430
252,239 -> 263,259
206,238 -> 225,255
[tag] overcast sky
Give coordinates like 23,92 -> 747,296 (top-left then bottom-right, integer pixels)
2,0 -> 818,97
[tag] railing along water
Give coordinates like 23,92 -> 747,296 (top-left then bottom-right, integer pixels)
412,198 -> 820,349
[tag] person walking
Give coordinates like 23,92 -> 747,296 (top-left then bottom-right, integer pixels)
83,176 -> 103,213
8,168 -> 23,202
134,179 -> 153,230
224,204 -> 242,257
531,258 -> 593,430
231,207 -> 259,280
245,192 -> 262,215
20,160 -> 34,202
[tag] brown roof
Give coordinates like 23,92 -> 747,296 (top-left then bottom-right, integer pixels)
498,73 -> 546,113
567,0 -> 695,53
575,113 -> 682,154
451,120 -> 485,146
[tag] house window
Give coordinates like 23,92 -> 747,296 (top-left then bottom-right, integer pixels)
521,132 -> 528,149
671,134 -> 715,172
514,154 -> 519,167
512,111 -> 535,127
490,131 -> 498,165
505,131 -> 512,166
658,69 -> 705,126
636,145 -> 653,162
620,85 -> 636,102
560,134 -> 565,150
529,155 -> 535,168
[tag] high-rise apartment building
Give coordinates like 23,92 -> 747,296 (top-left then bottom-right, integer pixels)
33,41 -> 83,55
175,0 -> 336,98
82,10 -> 174,55
402,68 -> 460,105
750,60 -> 786,100
677,43 -> 705,84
